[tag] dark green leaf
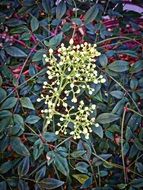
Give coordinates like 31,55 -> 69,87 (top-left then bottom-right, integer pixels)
38,178 -> 64,189
0,181 -> 7,190
31,16 -> 39,32
0,76 -> 2,86
20,97 -> 35,110
18,157 -> 29,176
56,1 -> 66,19
0,97 -> 17,109
11,137 -> 30,156
25,115 -> 40,124
5,18 -> 26,26
44,33 -> 63,49
71,150 -> 86,158
0,88 -> 6,102
75,162 -> 89,173
18,180 -> 29,190
84,4 -> 99,24
32,49 -> 47,62
108,61 -> 129,72
110,90 -> 124,99
0,160 -> 13,174
5,46 -> 27,57
131,60 -> 143,73
35,166 -> 46,182
55,153 -> 69,176
92,125 -> 103,138
42,0 -> 52,14
131,178 -> 143,188
43,132 -> 57,142
96,113 -> 120,124
99,54 -> 108,67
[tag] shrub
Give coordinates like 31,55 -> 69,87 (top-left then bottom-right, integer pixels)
0,0 -> 143,189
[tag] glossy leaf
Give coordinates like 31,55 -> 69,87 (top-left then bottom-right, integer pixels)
38,178 -> 64,189
31,16 -> 39,32
11,137 -> 30,156
0,97 -> 17,109
25,115 -> 40,124
108,60 -> 129,72
5,46 -> 27,57
18,157 -> 30,176
96,113 -> 120,124
20,97 -> 35,110
84,4 -> 99,24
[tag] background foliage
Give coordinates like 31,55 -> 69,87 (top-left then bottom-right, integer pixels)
0,0 -> 143,189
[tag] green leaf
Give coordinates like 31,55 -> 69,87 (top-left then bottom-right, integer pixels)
20,97 -> 35,110
75,162 -> 89,173
71,150 -> 86,158
110,90 -> 124,99
96,113 -> 120,124
31,16 -> 39,32
0,76 -> 2,86
99,54 -> 108,67
117,50 -> 137,57
18,157 -> 29,176
32,49 -> 47,62
108,60 -> 129,72
18,180 -> 29,190
130,78 -> 138,90
84,4 -> 99,24
0,160 -> 13,174
43,132 -> 57,142
11,137 -> 30,156
0,88 -> 6,103
25,115 -> 40,124
131,178 -> 143,188
5,18 -> 26,26
38,178 -> 64,189
35,166 -> 46,181
56,1 -> 66,19
55,153 -> 69,176
117,184 -> 127,189
73,174 -> 89,184
0,181 -> 7,190
131,60 -> 143,73
44,33 -> 63,49
0,97 -> 17,109
5,46 -> 27,57
92,125 -> 103,138
42,0 -> 52,14
0,110 -> 12,118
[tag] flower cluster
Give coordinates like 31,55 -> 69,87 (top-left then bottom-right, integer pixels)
37,39 -> 106,139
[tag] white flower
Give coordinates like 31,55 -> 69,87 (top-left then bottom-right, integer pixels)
49,48 -> 53,54
68,67 -> 71,71
45,58 -> 49,62
43,81 -> 48,85
83,128 -> 88,134
55,131 -> 59,135
70,83 -> 74,88
71,97 -> 77,103
89,91 -> 93,95
91,104 -> 96,109
37,98 -> 41,102
69,38 -> 74,45
43,54 -> 47,58
100,78 -> 106,83
60,117 -> 64,121
95,123 -> 100,127
63,102 -> 67,107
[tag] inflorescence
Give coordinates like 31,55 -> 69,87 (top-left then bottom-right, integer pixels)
37,39 -> 106,139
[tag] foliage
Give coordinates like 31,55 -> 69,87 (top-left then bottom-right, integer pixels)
0,0 -> 143,189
